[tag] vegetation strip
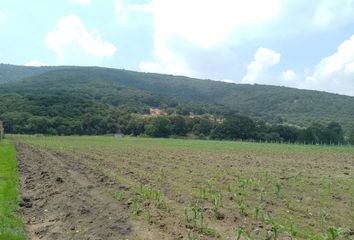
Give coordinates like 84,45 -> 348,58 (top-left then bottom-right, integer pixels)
0,139 -> 25,240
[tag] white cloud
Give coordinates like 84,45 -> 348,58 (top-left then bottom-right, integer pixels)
116,0 -> 354,93
241,48 -> 281,84
149,0 -> 280,48
282,69 -> 296,82
126,0 -> 280,76
46,14 -> 117,60
313,0 -> 354,27
25,60 -> 47,67
302,35 -> 354,95
115,0 -> 152,22
68,0 -> 91,5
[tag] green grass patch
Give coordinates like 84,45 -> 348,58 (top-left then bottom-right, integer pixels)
0,139 -> 25,240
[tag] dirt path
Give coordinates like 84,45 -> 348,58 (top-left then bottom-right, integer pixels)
16,142 -> 132,240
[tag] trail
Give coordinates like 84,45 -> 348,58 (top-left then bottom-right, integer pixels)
16,142 -> 131,240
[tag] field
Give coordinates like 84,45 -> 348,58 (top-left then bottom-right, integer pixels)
0,140 -> 25,240
10,136 -> 354,239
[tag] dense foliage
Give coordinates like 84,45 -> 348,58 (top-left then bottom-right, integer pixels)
0,64 -> 352,144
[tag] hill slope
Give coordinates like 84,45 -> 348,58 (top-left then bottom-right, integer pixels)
0,64 -> 354,130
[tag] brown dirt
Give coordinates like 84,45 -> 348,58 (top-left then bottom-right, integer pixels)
16,142 -> 132,240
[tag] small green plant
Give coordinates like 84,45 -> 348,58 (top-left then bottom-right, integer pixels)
275,179 -> 281,195
187,229 -> 194,240
262,211 -> 273,224
320,211 -> 329,230
271,223 -> 284,240
227,184 -> 233,193
246,230 -> 254,240
287,219 -> 297,237
185,203 -> 207,231
235,227 -> 243,240
131,197 -> 142,216
199,186 -> 207,200
260,189 -> 267,201
325,226 -> 351,240
254,203 -> 263,220
237,200 -> 247,216
112,191 -> 123,201
212,193 -> 223,215
138,184 -> 166,209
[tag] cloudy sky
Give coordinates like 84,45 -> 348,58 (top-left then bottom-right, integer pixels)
1,1 -> 354,96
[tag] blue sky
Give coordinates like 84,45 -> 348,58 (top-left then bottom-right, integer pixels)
1,0 -> 354,96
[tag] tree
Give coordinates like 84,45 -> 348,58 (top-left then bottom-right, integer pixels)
349,129 -> 354,145
169,115 -> 188,136
145,116 -> 172,138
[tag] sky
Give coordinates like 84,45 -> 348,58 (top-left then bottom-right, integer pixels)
1,0 -> 354,96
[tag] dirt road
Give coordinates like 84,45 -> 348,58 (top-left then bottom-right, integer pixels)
16,142 -> 132,240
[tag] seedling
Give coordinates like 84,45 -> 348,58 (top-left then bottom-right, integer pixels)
187,229 -> 194,240
131,197 -> 142,216
185,203 -> 207,230
275,179 -> 281,195
212,193 -> 223,215
237,200 -> 246,216
235,227 -> 243,240
254,203 -> 263,220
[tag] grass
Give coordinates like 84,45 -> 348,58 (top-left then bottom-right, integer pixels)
16,135 -> 354,239
0,139 -> 25,240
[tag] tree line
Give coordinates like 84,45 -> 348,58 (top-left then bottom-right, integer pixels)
2,108 -> 351,144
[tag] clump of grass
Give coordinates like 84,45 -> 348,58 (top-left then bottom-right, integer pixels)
0,140 -> 26,240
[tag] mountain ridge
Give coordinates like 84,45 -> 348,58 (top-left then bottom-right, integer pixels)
1,64 -> 354,131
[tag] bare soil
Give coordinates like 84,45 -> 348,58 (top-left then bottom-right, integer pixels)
16,142 -> 132,240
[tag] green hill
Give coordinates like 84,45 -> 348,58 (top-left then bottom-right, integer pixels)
1,64 -> 354,131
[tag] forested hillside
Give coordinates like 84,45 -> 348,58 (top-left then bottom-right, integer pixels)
0,64 -> 354,140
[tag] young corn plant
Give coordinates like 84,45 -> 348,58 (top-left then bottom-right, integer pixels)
287,219 -> 297,237
260,189 -> 267,202
187,229 -> 194,240
271,223 -> 284,240
237,200 -> 247,216
275,179 -> 281,196
112,191 -> 123,201
262,211 -> 273,224
185,203 -> 207,231
199,186 -> 208,200
212,193 -> 223,217
254,203 -> 263,220
131,197 -> 142,216
235,227 -> 243,240
320,211 -> 329,231
138,184 -> 166,209
326,226 -> 351,240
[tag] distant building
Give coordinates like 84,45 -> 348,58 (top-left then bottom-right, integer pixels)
149,108 -> 163,116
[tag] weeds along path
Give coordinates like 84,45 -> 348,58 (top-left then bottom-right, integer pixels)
15,142 -> 132,240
